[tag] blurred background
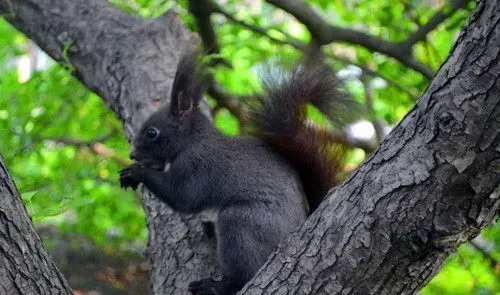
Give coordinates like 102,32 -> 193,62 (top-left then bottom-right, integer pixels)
0,0 -> 498,294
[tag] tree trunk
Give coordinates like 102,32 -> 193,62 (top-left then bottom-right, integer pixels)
0,0 -> 498,294
0,155 -> 73,294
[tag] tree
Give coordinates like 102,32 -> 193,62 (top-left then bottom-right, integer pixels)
0,0 -> 498,294
0,156 -> 72,294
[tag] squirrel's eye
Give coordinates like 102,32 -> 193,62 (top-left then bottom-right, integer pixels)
146,127 -> 158,139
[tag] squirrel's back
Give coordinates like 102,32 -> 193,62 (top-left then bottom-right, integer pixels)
201,133 -> 307,213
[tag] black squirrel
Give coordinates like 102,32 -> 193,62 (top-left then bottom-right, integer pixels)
119,53 -> 354,295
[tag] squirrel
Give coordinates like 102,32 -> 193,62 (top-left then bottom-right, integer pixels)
119,52 -> 354,295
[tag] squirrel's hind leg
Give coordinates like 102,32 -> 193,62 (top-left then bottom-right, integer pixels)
188,277 -> 239,295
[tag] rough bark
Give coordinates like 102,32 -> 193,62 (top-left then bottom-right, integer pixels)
0,1 -> 218,294
0,0 -> 498,295
0,155 -> 73,294
241,1 -> 500,294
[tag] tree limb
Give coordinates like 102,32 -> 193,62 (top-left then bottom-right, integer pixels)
187,0 -> 219,54
34,133 -> 129,167
211,2 -> 305,50
265,0 -> 438,78
328,130 -> 378,154
0,154 -> 73,294
186,0 -> 249,125
361,74 -> 386,143
35,132 -> 116,148
328,52 -> 419,100
401,0 -> 470,49
470,237 -> 499,270
207,84 -> 249,124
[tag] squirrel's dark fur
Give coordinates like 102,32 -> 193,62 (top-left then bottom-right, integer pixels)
119,53 -> 353,295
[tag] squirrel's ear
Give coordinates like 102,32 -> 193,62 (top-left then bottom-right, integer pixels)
169,51 -> 206,119
171,90 -> 194,118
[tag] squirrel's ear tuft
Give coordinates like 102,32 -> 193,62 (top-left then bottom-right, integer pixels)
170,50 -> 207,118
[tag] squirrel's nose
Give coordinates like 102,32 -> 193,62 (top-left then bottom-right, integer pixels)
129,149 -> 138,160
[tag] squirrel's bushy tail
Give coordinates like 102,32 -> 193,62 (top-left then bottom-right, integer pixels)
251,63 -> 355,213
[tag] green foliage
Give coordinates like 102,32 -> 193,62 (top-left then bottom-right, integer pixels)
214,109 -> 240,136
0,0 -> 498,293
423,242 -> 499,294
0,19 -> 145,250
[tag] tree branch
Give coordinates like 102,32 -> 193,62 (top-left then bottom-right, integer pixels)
361,74 -> 386,143
327,52 -> 419,100
401,0 -> 470,49
36,132 -> 115,148
0,154 -> 73,294
187,0 -> 219,54
470,237 -> 499,270
211,2 -> 305,50
265,0 -> 435,78
328,130 -> 378,154
207,84 -> 249,124
34,133 -> 129,167
186,0 -> 248,125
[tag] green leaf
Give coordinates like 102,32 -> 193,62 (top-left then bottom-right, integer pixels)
21,190 -> 38,202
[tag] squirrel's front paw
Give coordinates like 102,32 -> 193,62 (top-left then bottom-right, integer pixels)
119,165 -> 142,190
